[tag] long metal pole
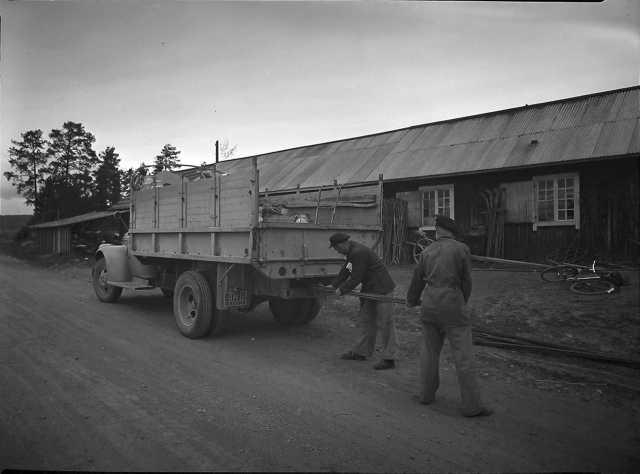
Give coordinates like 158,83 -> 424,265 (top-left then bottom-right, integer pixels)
314,285 -> 405,304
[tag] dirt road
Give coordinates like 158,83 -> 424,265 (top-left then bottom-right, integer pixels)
1,254 -> 639,472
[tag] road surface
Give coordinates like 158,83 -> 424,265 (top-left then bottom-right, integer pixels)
1,254 -> 639,471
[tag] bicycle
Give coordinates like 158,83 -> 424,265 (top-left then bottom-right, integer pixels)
405,227 -> 435,264
540,260 -> 621,295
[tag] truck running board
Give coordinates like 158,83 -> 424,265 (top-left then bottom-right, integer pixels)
107,280 -> 155,290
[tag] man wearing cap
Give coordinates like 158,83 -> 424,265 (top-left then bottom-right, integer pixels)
406,215 -> 492,417
329,233 -> 398,370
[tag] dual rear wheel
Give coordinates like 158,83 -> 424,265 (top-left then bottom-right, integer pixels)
173,273 -> 322,336
269,297 -> 321,326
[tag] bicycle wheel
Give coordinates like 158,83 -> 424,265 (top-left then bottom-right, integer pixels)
412,236 -> 434,264
540,265 -> 578,282
569,279 -> 617,295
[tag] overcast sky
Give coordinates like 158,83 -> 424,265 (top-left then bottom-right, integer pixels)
1,0 -> 638,214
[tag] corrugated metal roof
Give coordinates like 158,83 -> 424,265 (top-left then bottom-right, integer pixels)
29,210 -> 124,229
219,86 -> 640,191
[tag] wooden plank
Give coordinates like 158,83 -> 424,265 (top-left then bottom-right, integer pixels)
471,254 -> 549,268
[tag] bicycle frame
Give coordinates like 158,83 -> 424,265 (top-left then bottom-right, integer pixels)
541,260 -> 618,295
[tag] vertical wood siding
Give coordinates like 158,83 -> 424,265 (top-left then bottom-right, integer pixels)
391,157 -> 639,262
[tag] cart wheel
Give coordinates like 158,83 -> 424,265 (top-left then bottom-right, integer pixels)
269,297 -> 321,325
569,279 -> 617,295
540,265 -> 578,282
173,270 -> 219,338
92,257 -> 123,303
412,236 -> 435,264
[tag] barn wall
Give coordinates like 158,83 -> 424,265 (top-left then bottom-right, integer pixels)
387,156 -> 639,262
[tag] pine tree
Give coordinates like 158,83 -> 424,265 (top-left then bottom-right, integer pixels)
93,146 -> 122,209
120,168 -> 134,200
47,121 -> 98,184
44,121 -> 99,219
154,144 -> 181,173
3,129 -> 48,214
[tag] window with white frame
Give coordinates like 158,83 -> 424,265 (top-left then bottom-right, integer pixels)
420,184 -> 454,228
533,173 -> 580,230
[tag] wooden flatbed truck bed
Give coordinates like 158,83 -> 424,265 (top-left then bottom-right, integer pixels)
92,157 -> 384,338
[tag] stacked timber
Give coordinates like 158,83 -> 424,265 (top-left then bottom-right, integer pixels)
482,187 -> 506,258
383,198 -> 408,265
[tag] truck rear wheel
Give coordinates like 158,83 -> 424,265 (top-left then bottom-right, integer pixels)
92,257 -> 123,303
269,297 -> 321,325
173,270 -> 220,338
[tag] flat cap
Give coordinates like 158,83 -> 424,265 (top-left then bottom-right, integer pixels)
435,214 -> 459,235
329,232 -> 350,248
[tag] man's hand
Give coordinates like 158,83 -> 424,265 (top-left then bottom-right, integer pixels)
335,288 -> 343,296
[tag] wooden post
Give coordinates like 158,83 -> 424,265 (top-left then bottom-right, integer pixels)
331,179 -> 342,224
152,175 -> 158,229
315,186 -> 323,224
179,175 -> 185,229
250,156 -> 260,228
211,163 -> 218,227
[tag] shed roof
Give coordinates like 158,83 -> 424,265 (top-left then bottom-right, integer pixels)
29,210 -> 125,229
215,86 -> 639,191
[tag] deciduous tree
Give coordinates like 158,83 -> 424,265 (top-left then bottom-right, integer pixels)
216,138 -> 237,161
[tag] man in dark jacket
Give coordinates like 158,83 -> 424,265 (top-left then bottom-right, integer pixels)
329,233 -> 398,370
406,215 -> 492,417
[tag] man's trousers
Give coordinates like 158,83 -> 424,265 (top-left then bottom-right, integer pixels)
352,297 -> 398,361
419,322 -> 484,416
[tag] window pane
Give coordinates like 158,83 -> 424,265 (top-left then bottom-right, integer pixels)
538,201 -> 554,221
556,175 -> 576,221
424,187 -> 453,221
536,179 -> 555,221
423,191 -> 435,219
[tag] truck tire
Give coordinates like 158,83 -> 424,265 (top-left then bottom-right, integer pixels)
173,270 -> 217,338
269,297 -> 321,325
92,257 -> 123,303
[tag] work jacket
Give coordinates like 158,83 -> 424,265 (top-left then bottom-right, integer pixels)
406,235 -> 473,327
331,241 -> 396,295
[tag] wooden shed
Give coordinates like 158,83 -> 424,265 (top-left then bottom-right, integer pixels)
29,210 -> 129,256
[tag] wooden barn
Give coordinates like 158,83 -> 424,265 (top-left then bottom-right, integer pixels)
213,85 -> 639,264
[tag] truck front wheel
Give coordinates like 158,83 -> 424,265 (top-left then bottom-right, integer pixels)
173,270 -> 222,338
92,257 -> 123,303
269,297 -> 321,325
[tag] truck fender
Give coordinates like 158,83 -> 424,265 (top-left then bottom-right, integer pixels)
96,244 -> 158,282
96,244 -> 131,282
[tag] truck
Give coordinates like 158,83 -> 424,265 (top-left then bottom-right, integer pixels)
92,156 -> 384,338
